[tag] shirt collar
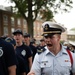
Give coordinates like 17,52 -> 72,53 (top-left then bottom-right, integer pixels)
44,45 -> 68,55
45,46 -> 50,55
60,45 -> 68,55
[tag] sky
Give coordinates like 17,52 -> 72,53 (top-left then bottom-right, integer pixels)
54,0 -> 75,31
0,0 -> 75,31
0,0 -> 15,6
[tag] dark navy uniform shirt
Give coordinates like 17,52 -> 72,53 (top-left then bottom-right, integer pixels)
0,38 -> 17,75
15,44 -> 32,74
29,43 -> 37,61
16,54 -> 26,75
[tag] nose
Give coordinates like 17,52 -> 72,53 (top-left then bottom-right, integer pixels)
47,37 -> 51,41
45,37 -> 51,43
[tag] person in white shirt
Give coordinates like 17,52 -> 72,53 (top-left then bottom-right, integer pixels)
27,21 -> 75,75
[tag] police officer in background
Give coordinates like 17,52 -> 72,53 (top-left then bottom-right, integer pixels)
27,21 -> 75,75
0,37 -> 17,75
5,37 -> 26,75
13,29 -> 32,74
37,38 -> 46,48
23,33 -> 37,61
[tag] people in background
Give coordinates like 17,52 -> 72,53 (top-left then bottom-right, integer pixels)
0,37 -> 17,75
39,38 -> 46,47
30,38 -> 37,47
23,33 -> 37,61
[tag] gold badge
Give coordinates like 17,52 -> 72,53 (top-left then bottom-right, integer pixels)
44,24 -> 49,30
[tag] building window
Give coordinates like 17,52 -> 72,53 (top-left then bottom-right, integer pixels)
23,29 -> 27,33
23,20 -> 27,28
17,18 -> 21,26
23,19 -> 27,25
34,30 -> 37,37
37,22 -> 39,30
72,36 -> 74,39
33,23 -> 36,37
68,35 -> 71,39
3,27 -> 8,35
3,15 -> 8,25
11,28 -> 15,33
11,17 -> 15,26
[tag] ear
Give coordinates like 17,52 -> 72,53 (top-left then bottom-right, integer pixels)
57,34 -> 61,41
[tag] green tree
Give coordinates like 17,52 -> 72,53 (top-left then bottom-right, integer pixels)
70,28 -> 75,31
11,0 -> 73,37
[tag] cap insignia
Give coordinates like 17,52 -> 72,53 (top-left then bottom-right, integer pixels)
44,24 -> 49,30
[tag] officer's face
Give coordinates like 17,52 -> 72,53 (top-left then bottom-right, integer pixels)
14,34 -> 23,43
44,34 -> 61,49
40,41 -> 46,47
24,37 -> 30,43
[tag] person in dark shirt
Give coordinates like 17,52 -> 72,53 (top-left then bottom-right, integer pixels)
23,33 -> 37,61
36,38 -> 46,49
39,38 -> 46,47
12,29 -> 32,74
0,37 -> 17,75
5,37 -> 26,75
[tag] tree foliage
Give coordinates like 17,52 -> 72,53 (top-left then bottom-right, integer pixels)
11,0 -> 73,37
70,28 -> 75,31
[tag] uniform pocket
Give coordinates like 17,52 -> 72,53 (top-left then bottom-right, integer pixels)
40,61 -> 51,68
60,61 -> 71,75
40,61 -> 52,75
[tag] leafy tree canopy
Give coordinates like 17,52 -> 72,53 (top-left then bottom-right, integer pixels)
12,0 -> 73,20
11,0 -> 73,36
70,28 -> 75,31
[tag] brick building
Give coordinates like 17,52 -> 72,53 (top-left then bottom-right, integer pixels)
0,8 -> 27,37
67,31 -> 75,41
0,6 -> 67,42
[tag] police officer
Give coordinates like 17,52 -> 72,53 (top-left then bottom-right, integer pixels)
37,38 -> 46,49
40,39 -> 46,47
0,37 -> 17,75
27,21 -> 75,75
5,37 -> 26,75
23,33 -> 37,61
12,29 -> 32,74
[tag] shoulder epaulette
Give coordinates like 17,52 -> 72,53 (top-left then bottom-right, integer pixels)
37,46 -> 46,54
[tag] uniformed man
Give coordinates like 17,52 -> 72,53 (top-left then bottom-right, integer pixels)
0,37 -> 17,75
5,37 -> 26,75
12,29 -> 32,74
38,38 -> 46,48
27,21 -> 75,75
23,33 -> 37,61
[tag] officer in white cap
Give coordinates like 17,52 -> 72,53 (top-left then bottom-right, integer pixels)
27,21 -> 75,75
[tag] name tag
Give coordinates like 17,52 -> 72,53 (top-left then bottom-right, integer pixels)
40,61 -> 51,68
